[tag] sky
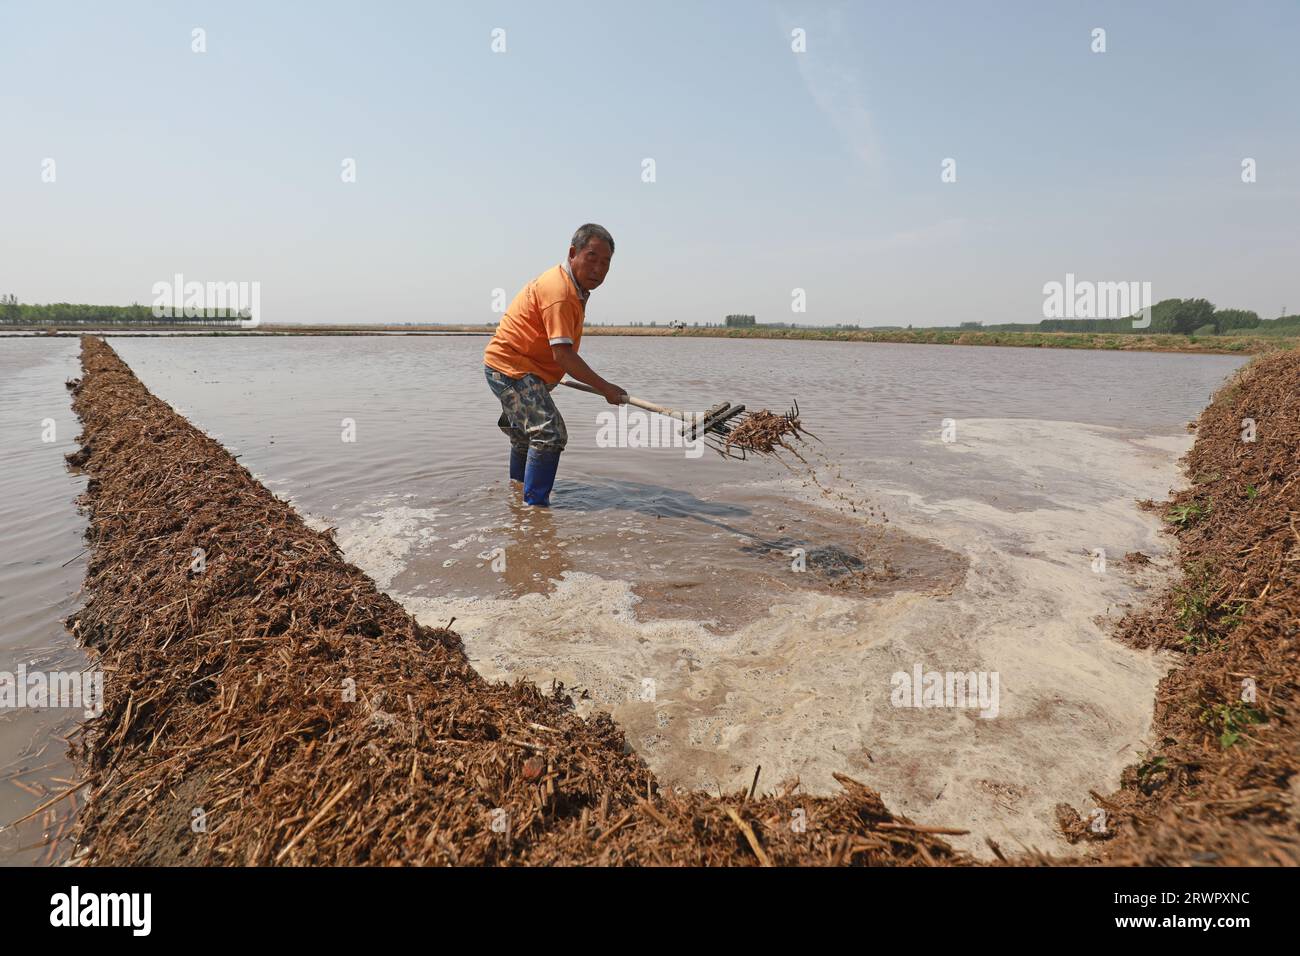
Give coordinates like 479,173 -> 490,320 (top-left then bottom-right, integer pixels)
2,0 -> 1297,327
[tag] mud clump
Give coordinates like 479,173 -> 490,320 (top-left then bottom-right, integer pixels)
58,336 -> 969,866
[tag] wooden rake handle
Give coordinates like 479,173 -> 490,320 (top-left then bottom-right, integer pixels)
558,379 -> 692,423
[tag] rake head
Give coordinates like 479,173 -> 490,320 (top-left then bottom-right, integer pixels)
690,400 -> 807,460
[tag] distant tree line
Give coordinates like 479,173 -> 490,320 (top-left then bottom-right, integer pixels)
0,298 -> 242,326
6,294 -> 1298,337
977,299 -> 1299,336
721,300 -> 1298,337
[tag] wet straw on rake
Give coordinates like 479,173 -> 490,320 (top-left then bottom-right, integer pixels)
709,401 -> 817,460
559,380 -> 813,461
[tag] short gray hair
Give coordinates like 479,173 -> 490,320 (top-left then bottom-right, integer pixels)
571,223 -> 614,255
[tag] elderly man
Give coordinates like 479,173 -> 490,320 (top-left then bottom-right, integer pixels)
484,224 -> 625,507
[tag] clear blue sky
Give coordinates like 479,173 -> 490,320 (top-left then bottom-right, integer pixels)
3,1 -> 1297,326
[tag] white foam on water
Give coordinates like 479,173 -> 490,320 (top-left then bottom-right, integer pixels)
332,502 -> 445,589
333,418 -> 1190,857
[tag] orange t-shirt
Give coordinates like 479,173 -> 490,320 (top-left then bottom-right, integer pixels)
484,264 -> 585,385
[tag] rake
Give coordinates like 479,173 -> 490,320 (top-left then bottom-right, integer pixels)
559,380 -> 805,459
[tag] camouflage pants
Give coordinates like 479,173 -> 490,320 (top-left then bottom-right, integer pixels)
484,365 -> 568,454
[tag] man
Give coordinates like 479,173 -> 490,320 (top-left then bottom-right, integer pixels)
484,224 -> 625,507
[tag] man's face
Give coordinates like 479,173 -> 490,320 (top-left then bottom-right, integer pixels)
569,238 -> 612,291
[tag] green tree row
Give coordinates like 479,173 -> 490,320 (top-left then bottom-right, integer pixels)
1004,299 -> 1295,336
0,299 -> 242,325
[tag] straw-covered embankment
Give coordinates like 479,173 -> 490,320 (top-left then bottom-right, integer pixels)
62,336 -> 968,866
1061,349 -> 1300,865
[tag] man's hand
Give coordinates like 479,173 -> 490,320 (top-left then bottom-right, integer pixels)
599,382 -> 626,405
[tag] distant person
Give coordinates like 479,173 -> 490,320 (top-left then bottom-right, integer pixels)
484,224 -> 625,507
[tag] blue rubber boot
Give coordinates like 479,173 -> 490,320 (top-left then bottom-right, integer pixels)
509,446 -> 528,482
522,448 -> 561,507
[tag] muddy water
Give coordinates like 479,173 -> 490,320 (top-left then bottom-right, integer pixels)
0,341 -> 91,865
3,334 -> 1246,859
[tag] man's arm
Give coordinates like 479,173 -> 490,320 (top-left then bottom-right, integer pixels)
551,344 -> 624,405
